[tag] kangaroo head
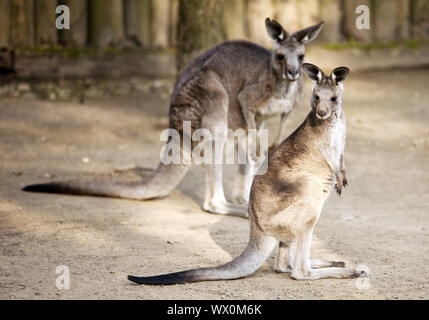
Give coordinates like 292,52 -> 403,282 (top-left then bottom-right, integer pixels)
265,18 -> 324,81
302,63 -> 350,120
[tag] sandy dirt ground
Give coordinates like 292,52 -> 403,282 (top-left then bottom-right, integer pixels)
0,68 -> 428,300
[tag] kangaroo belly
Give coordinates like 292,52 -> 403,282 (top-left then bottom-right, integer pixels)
256,97 -> 293,122
255,80 -> 299,122
253,163 -> 333,241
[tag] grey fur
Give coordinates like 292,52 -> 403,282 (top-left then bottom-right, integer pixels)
23,18 -> 324,217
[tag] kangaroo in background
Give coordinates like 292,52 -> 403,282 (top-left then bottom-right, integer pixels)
128,63 -> 368,285
23,18 -> 324,217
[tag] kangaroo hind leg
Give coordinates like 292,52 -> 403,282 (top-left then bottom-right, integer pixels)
310,259 -> 346,269
198,71 -> 248,218
274,241 -> 292,273
274,240 -> 344,273
290,226 -> 365,280
231,122 -> 265,206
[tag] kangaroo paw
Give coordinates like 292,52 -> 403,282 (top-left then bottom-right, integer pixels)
335,183 -> 342,196
274,265 -> 292,273
342,177 -> 348,188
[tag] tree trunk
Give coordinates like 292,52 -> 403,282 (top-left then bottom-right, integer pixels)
152,0 -> 170,48
319,0 -> 342,42
374,0 -> 398,41
411,0 -> 429,39
294,0 -> 320,30
342,0 -> 372,42
0,0 -> 10,47
273,0 -> 322,38
35,0 -> 58,46
124,0 -> 152,48
89,0 -> 125,47
124,0 -> 152,47
274,0 -> 300,35
10,0 -> 35,48
60,0 -> 88,47
169,0 -> 179,47
397,0 -> 410,40
176,0 -> 226,72
223,0 -> 246,40
247,0 -> 275,47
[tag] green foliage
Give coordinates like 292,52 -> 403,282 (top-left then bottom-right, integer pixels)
322,39 -> 429,51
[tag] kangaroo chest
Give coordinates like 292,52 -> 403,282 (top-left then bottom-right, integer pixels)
256,81 -> 298,121
329,116 -> 346,165
309,113 -> 346,175
312,115 -> 346,193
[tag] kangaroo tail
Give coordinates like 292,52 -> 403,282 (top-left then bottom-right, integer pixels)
127,230 -> 277,285
22,162 -> 190,200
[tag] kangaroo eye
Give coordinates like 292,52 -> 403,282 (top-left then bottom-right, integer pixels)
331,96 -> 337,102
299,54 -> 305,61
314,95 -> 320,100
276,54 -> 284,60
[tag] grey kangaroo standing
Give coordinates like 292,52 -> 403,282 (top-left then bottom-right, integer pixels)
23,18 -> 324,218
128,63 -> 368,285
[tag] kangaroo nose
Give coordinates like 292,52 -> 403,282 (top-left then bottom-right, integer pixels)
287,69 -> 299,77
317,110 -> 327,117
286,69 -> 300,80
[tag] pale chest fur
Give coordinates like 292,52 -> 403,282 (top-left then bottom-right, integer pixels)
256,81 -> 298,121
329,114 -> 346,166
311,114 -> 346,196
311,113 -> 346,185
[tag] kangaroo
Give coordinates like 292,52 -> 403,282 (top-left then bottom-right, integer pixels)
128,63 -> 368,285
23,18 -> 324,218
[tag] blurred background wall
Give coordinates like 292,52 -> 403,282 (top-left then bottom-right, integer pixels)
1,0 -> 429,49
0,0 -> 428,78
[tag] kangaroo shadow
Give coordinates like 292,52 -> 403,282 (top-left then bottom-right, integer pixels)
205,211 -> 279,274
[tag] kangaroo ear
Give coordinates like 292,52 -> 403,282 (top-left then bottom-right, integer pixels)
293,21 -> 324,44
331,67 -> 350,84
265,18 -> 289,42
302,63 -> 324,83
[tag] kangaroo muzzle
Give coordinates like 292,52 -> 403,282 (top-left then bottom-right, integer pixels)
316,108 -> 330,120
286,67 -> 300,81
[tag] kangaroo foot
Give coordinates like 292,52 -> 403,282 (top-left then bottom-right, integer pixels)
202,200 -> 248,218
